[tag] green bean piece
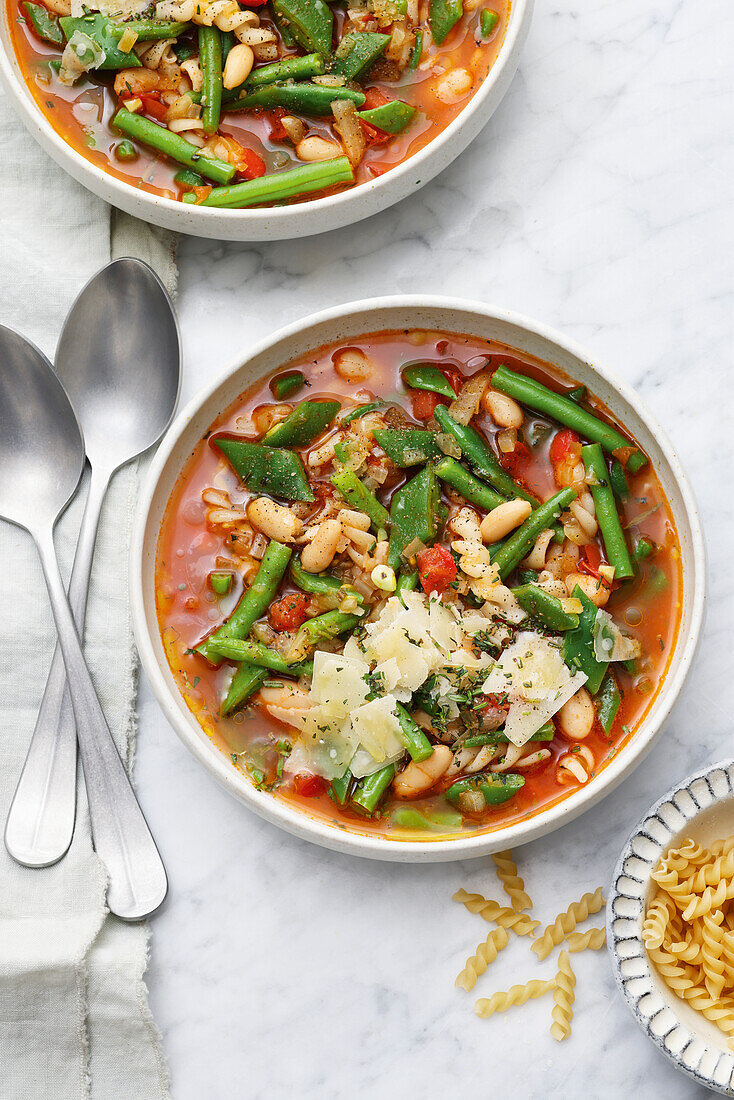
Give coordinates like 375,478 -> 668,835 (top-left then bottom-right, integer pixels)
23,2 -> 63,45
245,52 -> 325,88
291,610 -> 363,658
174,167 -> 203,187
491,487 -> 577,579
331,468 -> 389,531
596,673 -> 621,734
479,7 -> 498,36
270,371 -> 306,400
340,401 -> 388,425
434,456 -> 505,512
408,29 -> 422,68
329,31 -> 389,80
396,569 -> 419,598
647,564 -> 669,595
563,585 -> 608,694
112,109 -> 235,183
197,540 -> 292,663
428,0 -> 462,43
263,399 -> 341,447
209,570 -> 233,595
358,101 -> 417,134
271,0 -> 333,57
199,26 -> 223,134
387,464 -> 442,571
491,365 -> 648,472
290,556 -> 363,603
464,723 -> 555,747
609,459 -> 630,500
391,806 -> 462,830
114,140 -> 138,162
395,704 -> 434,762
60,13 -> 141,68
182,157 -> 353,207
227,82 -> 364,115
566,385 -> 587,405
329,768 -> 353,806
511,584 -> 579,631
402,363 -> 457,398
373,428 -> 441,466
516,568 -> 537,585
220,28 -> 234,62
582,443 -> 633,580
174,39 -> 197,62
214,437 -> 314,502
222,665 -> 268,715
433,405 -> 537,507
207,638 -> 313,676
352,764 -> 396,815
110,18 -> 190,39
445,772 -> 524,808
632,537 -> 655,562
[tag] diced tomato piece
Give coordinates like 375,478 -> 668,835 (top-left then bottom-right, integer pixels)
411,390 -> 447,421
266,107 -> 289,143
292,772 -> 328,798
578,544 -> 602,578
134,93 -> 167,121
549,428 -> 581,465
193,185 -> 213,204
417,544 -> 457,594
362,87 -> 390,110
220,135 -> 267,180
498,439 -> 531,479
441,366 -> 463,394
359,120 -> 391,147
239,0 -> 267,7
367,163 -> 391,178
269,591 -> 310,632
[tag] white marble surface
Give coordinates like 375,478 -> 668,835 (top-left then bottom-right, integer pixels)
133,1 -> 734,1096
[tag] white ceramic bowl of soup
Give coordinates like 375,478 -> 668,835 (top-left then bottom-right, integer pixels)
0,0 -> 533,241
131,296 -> 705,861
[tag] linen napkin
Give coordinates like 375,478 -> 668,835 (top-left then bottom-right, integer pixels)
0,86 -> 176,1099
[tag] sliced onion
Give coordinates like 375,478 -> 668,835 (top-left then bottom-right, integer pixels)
497,427 -> 518,454
331,99 -> 366,167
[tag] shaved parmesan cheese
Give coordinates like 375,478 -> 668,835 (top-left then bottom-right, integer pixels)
295,706 -> 360,780
593,610 -> 642,663
482,631 -> 588,746
350,697 -> 404,767
311,651 -> 370,713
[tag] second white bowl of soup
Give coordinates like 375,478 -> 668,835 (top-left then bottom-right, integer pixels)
131,297 -> 704,860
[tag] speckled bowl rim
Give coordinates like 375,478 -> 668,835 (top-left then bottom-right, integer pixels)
131,295 -> 706,862
608,760 -> 734,1095
0,0 -> 533,240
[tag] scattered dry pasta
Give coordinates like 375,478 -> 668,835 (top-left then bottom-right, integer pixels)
566,928 -> 606,953
550,950 -> 576,1040
492,849 -> 532,912
644,836 -> 734,1048
532,888 -> 605,960
455,927 -> 509,992
474,978 -> 556,1019
452,890 -> 539,936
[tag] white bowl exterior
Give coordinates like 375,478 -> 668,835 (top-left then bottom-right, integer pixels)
131,296 -> 706,862
0,1 -> 532,241
608,761 -> 734,1095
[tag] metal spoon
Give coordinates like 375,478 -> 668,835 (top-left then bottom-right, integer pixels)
0,325 -> 169,919
4,259 -> 180,873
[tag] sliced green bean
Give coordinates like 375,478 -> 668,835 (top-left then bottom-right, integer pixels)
331,468 -> 389,531
402,363 -> 456,398
632,537 -> 655,562
271,0 -> 333,57
396,569 -> 419,598
290,556 -> 363,603
428,0 -> 462,44
60,13 -> 141,68
209,570 -> 233,595
263,399 -> 340,447
330,31 -> 389,80
491,488 -> 577,579
352,764 -> 396,814
174,167 -> 204,187
182,157 -> 353,207
445,772 -> 524,808
609,459 -> 630,499
511,584 -> 579,631
197,540 -> 292,663
433,405 -> 537,507
340,401 -> 388,426
435,456 -> 505,511
387,464 -> 442,571
112,109 -> 235,184
291,610 -> 362,657
110,18 -> 190,39
206,638 -> 313,676
491,365 -> 648,472
227,82 -> 364,116
215,438 -> 314,502
23,1 -> 63,44
358,100 -> 417,134
582,443 -> 633,580
464,722 -> 555,746
596,673 -> 621,734
246,52 -> 324,88
222,665 -> 268,715
395,704 -> 433,762
270,371 -> 306,400
479,7 -> 498,37
329,768 -> 353,806
114,140 -> 138,162
373,428 -> 441,466
199,26 -> 222,134
563,585 -> 608,694
408,29 -> 423,68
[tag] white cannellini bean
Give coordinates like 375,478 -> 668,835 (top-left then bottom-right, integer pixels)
436,67 -> 472,103
480,499 -> 533,543
295,135 -> 343,162
564,571 -> 610,607
393,746 -> 453,798
338,508 -> 370,531
482,389 -> 524,429
333,348 -> 374,383
300,519 -> 342,573
247,498 -> 303,542
558,687 -> 595,740
223,44 -> 254,89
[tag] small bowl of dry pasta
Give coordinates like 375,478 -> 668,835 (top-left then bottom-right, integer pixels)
608,759 -> 734,1095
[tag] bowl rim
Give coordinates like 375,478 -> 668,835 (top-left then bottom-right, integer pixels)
606,759 -> 734,1095
131,294 -> 706,862
0,0 -> 532,235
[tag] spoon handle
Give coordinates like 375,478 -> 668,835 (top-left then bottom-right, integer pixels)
5,465 -> 109,868
33,526 -> 168,921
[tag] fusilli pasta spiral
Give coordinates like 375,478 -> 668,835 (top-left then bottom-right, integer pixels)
455,927 -> 510,991
492,849 -> 532,912
532,888 -> 605,960
474,978 -> 556,1019
550,950 -> 576,1040
452,890 -> 540,936
566,927 -> 606,953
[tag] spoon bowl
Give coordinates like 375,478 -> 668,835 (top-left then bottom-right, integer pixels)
0,325 -> 84,531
